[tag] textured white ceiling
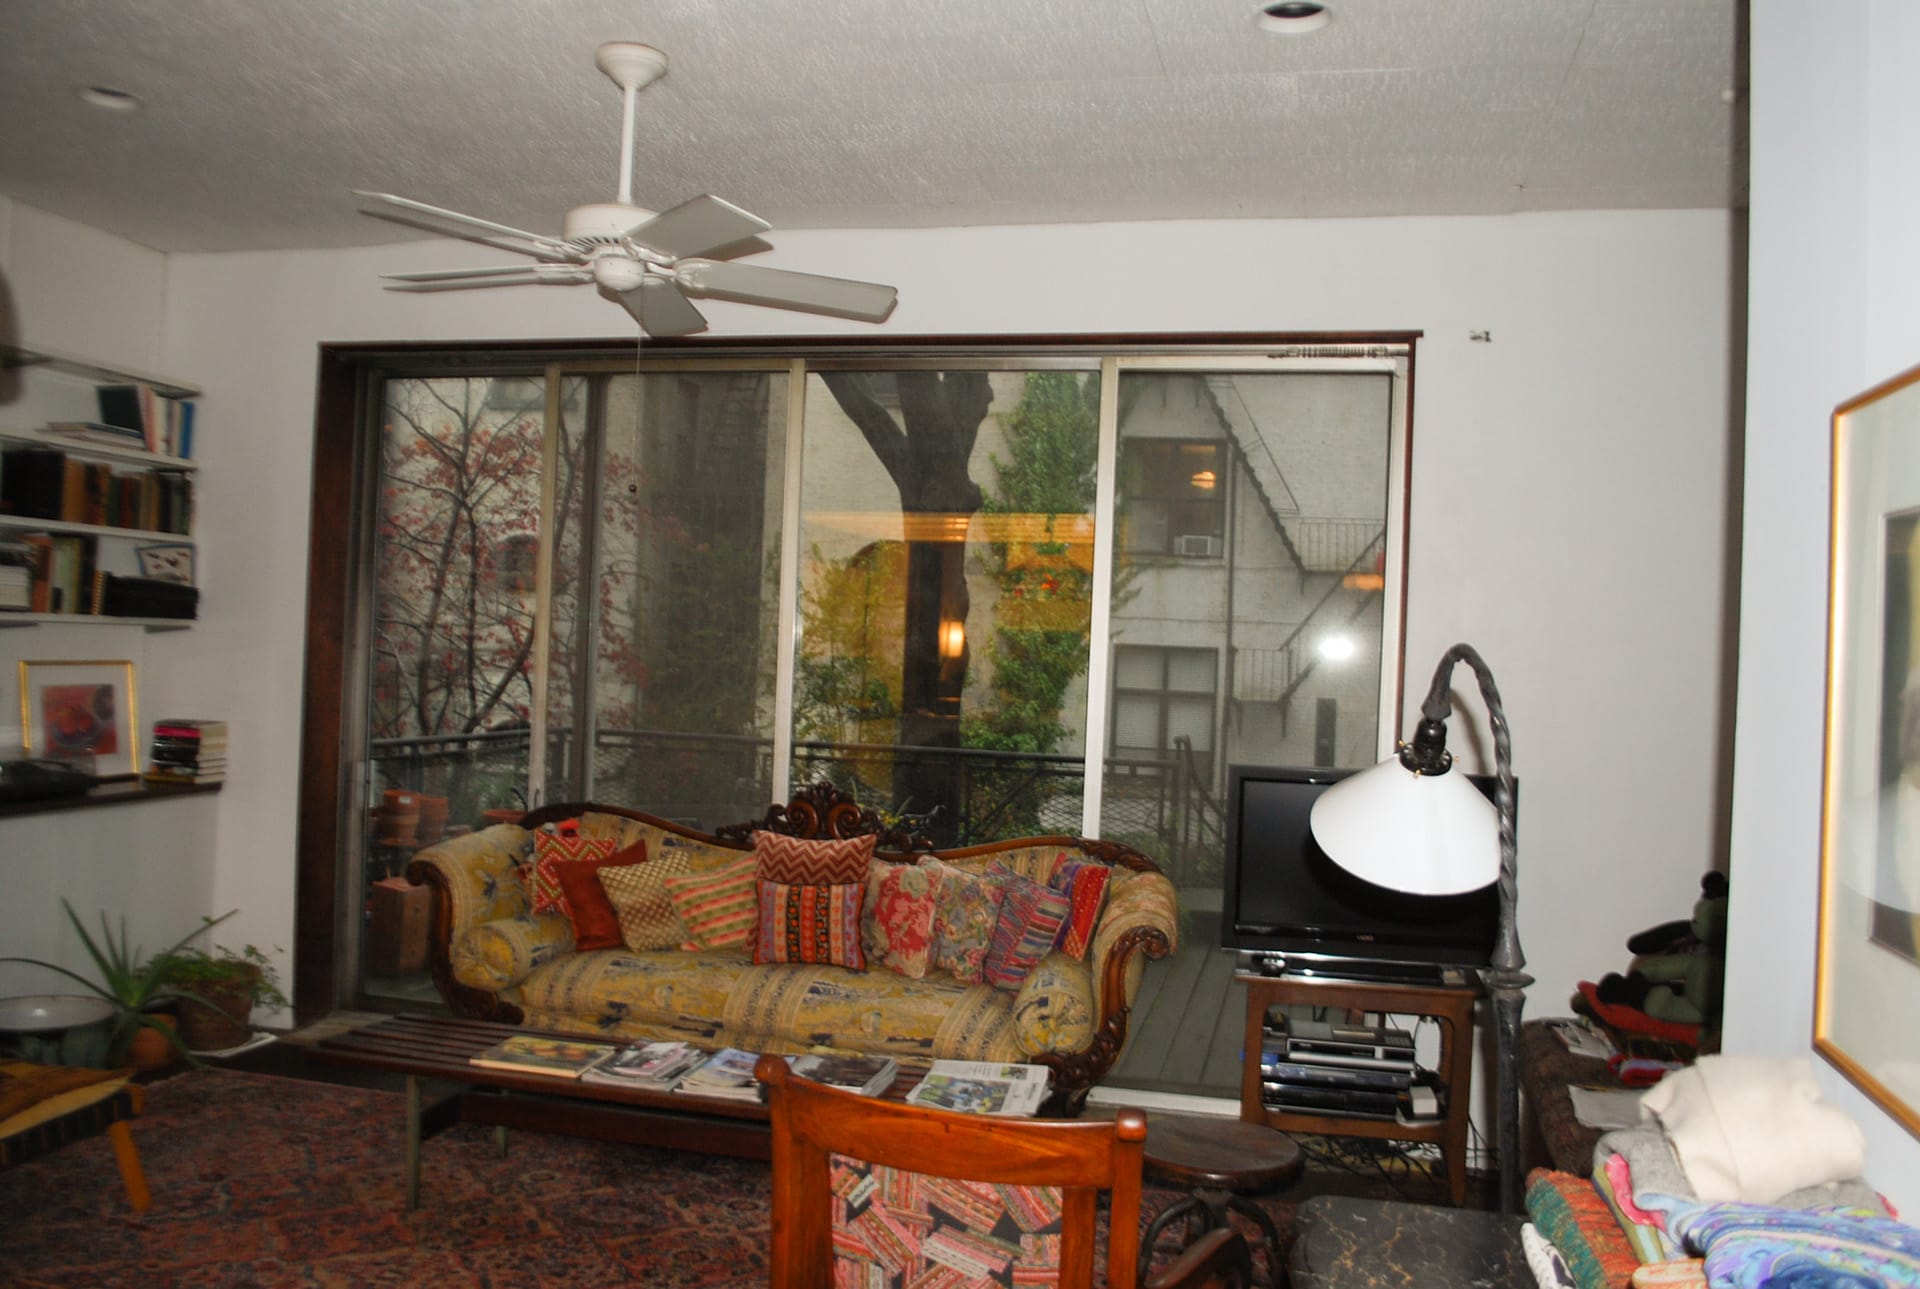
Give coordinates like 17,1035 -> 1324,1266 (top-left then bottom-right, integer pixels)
0,0 -> 1745,255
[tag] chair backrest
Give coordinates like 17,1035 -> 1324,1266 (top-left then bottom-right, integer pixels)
758,1055 -> 1145,1289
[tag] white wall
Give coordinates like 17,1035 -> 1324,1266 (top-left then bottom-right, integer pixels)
5,199 -> 1736,1169
1727,1 -> 1920,1214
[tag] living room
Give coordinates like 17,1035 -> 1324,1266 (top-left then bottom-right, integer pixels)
3,0 -> 1919,1262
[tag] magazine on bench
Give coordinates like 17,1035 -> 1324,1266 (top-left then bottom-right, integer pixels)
674,1047 -> 765,1101
787,1052 -> 899,1097
578,1040 -> 709,1090
468,1034 -> 620,1079
903,1059 -> 1051,1116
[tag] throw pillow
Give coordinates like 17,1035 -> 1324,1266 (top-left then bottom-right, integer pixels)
597,849 -> 703,951
927,861 -> 1007,986
751,830 -> 878,885
664,856 -> 759,951
983,862 -> 1073,991
1045,856 -> 1112,961
528,823 -> 618,917
861,859 -> 941,979
753,878 -> 867,970
550,842 -> 647,951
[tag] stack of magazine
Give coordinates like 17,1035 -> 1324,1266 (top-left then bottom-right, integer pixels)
787,1052 -> 898,1097
579,1040 -> 709,1090
903,1059 -> 1051,1116
468,1034 -> 620,1079
673,1047 -> 765,1101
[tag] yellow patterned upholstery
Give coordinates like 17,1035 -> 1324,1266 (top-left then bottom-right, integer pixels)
410,806 -> 1180,1103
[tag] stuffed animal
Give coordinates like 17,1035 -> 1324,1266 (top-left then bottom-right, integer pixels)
1594,872 -> 1729,1027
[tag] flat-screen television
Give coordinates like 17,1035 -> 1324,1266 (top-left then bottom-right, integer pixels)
1220,763 -> 1513,979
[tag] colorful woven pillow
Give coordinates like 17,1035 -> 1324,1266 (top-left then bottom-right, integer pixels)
861,860 -> 941,978
664,856 -> 759,951
983,862 -> 1073,991
597,849 -> 703,950
527,823 -> 618,917
549,842 -> 646,951
927,861 -> 1007,985
752,830 -> 877,885
753,878 -> 867,970
1046,856 -> 1111,960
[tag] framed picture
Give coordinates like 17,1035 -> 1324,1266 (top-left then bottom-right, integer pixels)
1818,360 -> 1920,1138
135,542 -> 195,585
17,659 -> 139,778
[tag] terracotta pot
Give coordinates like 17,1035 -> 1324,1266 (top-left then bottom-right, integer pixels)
177,967 -> 259,1051
414,795 -> 450,846
127,1014 -> 181,1071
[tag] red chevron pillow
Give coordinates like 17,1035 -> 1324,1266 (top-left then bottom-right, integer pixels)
751,830 -> 877,886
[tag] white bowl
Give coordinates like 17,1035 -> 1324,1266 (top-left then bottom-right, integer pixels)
0,994 -> 117,1033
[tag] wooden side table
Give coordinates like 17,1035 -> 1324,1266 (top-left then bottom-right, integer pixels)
1236,971 -> 1479,1205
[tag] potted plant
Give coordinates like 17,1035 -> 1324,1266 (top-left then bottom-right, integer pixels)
0,899 -> 235,1068
149,941 -> 288,1052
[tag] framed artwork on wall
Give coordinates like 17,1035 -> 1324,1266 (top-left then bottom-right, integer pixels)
17,659 -> 139,778
1817,360 -> 1920,1138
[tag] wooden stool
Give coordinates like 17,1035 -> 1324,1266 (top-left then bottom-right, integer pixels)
1140,1116 -> 1303,1287
0,1061 -> 150,1211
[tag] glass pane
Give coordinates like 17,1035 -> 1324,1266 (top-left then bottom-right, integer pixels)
547,369 -> 788,828
1112,693 -> 1159,749
794,368 -> 1099,843
1166,649 -> 1217,694
1166,696 -> 1214,750
1113,647 -> 1162,689
364,375 -> 550,1001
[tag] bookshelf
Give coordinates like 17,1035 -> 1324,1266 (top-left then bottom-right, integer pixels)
0,343 -> 201,630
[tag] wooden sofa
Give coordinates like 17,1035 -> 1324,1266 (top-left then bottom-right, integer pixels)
407,783 -> 1180,1112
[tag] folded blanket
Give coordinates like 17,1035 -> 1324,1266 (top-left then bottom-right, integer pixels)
1639,1197 -> 1920,1288
1638,1055 -> 1865,1203
1595,1123 -> 1888,1217
1630,1260 -> 1708,1288
1599,1151 -> 1681,1263
1527,1168 -> 1641,1289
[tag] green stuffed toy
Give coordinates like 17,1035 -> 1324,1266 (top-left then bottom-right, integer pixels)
1595,872 -> 1729,1027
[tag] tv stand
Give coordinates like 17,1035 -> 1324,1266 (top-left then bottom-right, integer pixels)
1237,970 -> 1480,1205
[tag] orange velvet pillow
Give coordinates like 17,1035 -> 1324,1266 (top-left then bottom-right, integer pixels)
550,841 -> 648,951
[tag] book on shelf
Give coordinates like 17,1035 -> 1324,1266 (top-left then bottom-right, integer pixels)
902,1059 -> 1051,1117
89,571 -> 198,619
787,1052 -> 898,1097
94,384 -> 196,458
46,420 -> 150,449
578,1040 -> 709,1090
467,1033 -> 620,1079
0,446 -> 65,520
673,1047 -> 765,1100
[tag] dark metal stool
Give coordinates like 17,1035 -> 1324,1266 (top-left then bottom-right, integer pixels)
1139,1115 -> 1303,1287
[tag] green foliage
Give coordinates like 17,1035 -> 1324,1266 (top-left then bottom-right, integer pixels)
148,942 -> 289,1014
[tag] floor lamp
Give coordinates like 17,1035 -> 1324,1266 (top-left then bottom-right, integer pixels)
1308,642 -> 1530,1214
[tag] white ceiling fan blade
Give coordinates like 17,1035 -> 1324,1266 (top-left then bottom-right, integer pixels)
382,265 -> 594,287
673,260 -> 897,322
625,194 -> 773,260
355,190 -> 578,261
610,277 -> 710,336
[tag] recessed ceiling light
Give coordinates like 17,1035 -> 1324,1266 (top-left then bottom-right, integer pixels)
1258,1 -> 1331,35
79,85 -> 141,113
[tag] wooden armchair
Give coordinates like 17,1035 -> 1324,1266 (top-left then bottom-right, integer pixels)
758,1055 -> 1252,1289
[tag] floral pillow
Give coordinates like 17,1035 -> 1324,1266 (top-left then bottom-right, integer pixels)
861,860 -> 941,979
549,842 -> 647,951
527,821 -> 618,917
983,862 -> 1072,991
1045,856 -> 1112,961
927,861 -> 1007,986
753,879 -> 867,970
752,830 -> 877,885
663,856 -> 759,951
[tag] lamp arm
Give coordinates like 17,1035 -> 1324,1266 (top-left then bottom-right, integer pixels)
1421,642 -> 1531,1214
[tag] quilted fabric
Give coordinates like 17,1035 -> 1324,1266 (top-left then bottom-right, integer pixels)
665,856 -> 760,951
549,843 -> 646,951
597,850 -> 699,950
753,879 -> 866,970
983,863 -> 1073,991
829,1154 -> 1063,1286
528,827 -> 618,916
1045,857 -> 1111,960
861,860 -> 941,979
927,860 -> 1007,986
752,830 -> 877,885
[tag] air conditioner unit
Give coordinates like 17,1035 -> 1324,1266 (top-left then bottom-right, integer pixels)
1173,535 -> 1222,558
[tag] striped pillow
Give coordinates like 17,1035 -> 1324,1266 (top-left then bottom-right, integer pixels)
752,830 -> 878,885
664,856 -> 759,951
753,879 -> 867,970
1045,857 -> 1111,960
982,863 -> 1072,991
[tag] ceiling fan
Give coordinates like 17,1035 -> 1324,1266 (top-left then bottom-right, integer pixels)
355,41 -> 897,337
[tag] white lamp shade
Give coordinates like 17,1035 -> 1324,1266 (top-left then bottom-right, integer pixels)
1308,758 -> 1500,895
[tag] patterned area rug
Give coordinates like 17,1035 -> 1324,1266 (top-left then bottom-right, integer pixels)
0,1067 -> 1318,1287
